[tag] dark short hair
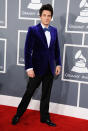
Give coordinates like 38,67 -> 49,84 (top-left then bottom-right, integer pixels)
39,4 -> 53,17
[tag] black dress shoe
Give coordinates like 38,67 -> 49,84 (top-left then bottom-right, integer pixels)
41,119 -> 56,127
12,115 -> 20,125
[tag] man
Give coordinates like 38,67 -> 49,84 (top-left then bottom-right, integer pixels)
12,4 -> 61,127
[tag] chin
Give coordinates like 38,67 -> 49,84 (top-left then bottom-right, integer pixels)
45,22 -> 50,25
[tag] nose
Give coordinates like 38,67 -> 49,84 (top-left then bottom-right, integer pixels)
46,15 -> 48,18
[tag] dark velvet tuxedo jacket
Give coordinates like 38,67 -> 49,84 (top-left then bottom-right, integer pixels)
24,23 -> 61,76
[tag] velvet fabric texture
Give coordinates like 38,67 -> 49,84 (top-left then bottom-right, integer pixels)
24,23 -> 61,76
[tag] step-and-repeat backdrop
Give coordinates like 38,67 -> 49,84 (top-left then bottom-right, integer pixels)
0,0 -> 88,109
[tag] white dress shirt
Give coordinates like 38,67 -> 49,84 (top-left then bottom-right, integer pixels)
26,23 -> 51,72
41,23 -> 51,48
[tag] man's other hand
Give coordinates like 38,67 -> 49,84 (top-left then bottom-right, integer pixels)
55,66 -> 61,76
27,69 -> 35,78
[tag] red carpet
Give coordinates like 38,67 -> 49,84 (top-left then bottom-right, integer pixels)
0,105 -> 88,131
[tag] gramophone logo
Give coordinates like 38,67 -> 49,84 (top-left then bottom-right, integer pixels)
27,0 -> 42,10
71,50 -> 88,73
76,0 -> 88,23
19,0 -> 54,20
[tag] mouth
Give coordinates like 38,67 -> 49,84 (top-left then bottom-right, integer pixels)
45,21 -> 49,22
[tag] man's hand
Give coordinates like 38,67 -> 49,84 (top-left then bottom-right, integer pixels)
27,69 -> 35,78
55,66 -> 61,76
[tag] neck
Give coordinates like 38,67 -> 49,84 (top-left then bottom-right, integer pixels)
41,22 -> 49,28
44,25 -> 49,28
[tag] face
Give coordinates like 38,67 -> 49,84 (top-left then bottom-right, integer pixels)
40,10 -> 52,27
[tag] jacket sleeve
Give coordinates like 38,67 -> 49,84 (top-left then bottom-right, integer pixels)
55,29 -> 61,66
24,27 -> 34,70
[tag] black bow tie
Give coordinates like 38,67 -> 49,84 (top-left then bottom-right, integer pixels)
43,27 -> 50,32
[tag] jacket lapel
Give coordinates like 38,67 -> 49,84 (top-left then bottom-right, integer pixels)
37,23 -> 54,48
37,23 -> 48,48
49,26 -> 54,47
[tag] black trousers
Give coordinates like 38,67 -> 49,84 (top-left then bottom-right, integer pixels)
16,64 -> 54,121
